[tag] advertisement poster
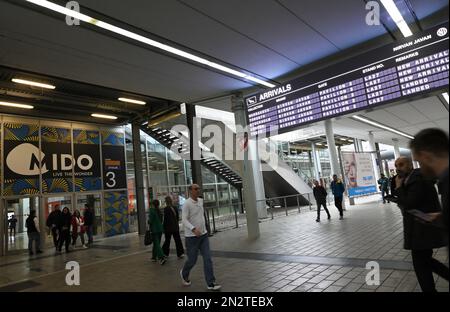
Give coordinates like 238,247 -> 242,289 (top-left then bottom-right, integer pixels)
73,129 -> 101,191
101,131 -> 127,190
342,152 -> 377,198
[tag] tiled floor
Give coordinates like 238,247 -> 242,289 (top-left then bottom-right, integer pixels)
0,199 -> 448,292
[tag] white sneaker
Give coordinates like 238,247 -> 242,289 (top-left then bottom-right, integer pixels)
180,269 -> 191,286
207,283 -> 222,291
82,245 -> 88,249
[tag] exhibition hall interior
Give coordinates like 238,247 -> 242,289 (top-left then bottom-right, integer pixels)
0,0 -> 448,294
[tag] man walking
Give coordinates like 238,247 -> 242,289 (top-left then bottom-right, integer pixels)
330,174 -> 345,220
84,204 -> 94,246
180,184 -> 221,291
46,205 -> 61,248
26,210 -> 42,255
378,173 -> 390,204
313,180 -> 330,222
394,156 -> 448,292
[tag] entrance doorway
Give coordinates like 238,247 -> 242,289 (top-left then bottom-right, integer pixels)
75,193 -> 103,237
3,196 -> 40,254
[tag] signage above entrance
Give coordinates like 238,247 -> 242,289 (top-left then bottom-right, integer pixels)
245,23 -> 449,137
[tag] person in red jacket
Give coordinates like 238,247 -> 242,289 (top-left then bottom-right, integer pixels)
71,209 -> 87,249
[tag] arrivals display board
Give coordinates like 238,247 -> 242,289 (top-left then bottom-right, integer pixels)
245,23 -> 449,137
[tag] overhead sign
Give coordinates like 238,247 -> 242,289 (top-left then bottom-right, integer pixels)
245,23 -> 449,137
342,152 -> 377,198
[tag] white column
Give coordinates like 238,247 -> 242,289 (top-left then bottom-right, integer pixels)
324,119 -> 340,178
392,139 -> 401,160
311,142 -> 321,181
232,94 -> 260,240
368,132 -> 381,182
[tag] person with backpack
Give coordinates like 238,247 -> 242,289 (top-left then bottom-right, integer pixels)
26,210 -> 42,255
378,173 -> 391,204
330,174 -> 345,220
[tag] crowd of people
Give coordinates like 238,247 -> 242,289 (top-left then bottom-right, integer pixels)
26,204 -> 95,255
310,128 -> 449,292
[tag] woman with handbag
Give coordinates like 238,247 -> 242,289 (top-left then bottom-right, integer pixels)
148,200 -> 166,265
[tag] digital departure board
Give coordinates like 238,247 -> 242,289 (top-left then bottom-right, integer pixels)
245,23 -> 449,137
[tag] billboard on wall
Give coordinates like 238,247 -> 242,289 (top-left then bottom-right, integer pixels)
73,129 -> 101,191
342,152 -> 378,198
101,130 -> 127,190
3,123 -> 41,196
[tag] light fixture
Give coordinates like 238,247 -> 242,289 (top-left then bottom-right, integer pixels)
26,0 -> 276,88
380,0 -> 413,37
12,78 -> 55,89
352,115 -> 414,139
442,92 -> 449,104
91,113 -> 118,120
118,97 -> 146,105
0,100 -> 34,109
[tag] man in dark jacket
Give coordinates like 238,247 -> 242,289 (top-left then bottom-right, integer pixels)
330,174 -> 345,220
394,156 -> 448,292
313,180 -> 330,222
84,204 -> 95,246
378,173 -> 390,204
26,210 -> 42,255
162,196 -> 185,258
46,204 -> 61,248
57,207 -> 72,253
410,128 -> 448,246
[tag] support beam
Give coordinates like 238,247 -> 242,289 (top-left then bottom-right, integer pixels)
392,139 -> 401,160
368,132 -> 381,183
132,123 -> 147,236
186,105 -> 203,186
324,120 -> 340,178
232,93 -> 260,240
311,142 -> 321,181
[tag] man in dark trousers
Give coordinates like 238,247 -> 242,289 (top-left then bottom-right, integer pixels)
378,173 -> 390,204
162,196 -> 185,258
330,174 -> 345,220
26,210 -> 42,255
84,204 -> 95,246
313,180 -> 330,222
394,156 -> 448,292
46,204 -> 61,248
410,128 -> 449,253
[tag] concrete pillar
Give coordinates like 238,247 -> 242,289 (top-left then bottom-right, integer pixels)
0,200 -> 5,256
186,105 -> 203,186
311,142 -> 321,181
368,132 -> 381,182
324,120 -> 340,179
232,93 -> 260,240
132,123 -> 147,236
392,139 -> 401,160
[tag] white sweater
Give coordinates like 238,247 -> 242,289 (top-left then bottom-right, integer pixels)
182,198 -> 207,237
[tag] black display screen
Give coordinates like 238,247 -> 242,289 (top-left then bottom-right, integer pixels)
245,23 -> 449,137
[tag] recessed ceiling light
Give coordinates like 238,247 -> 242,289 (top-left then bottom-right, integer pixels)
26,0 -> 275,88
91,113 -> 118,120
118,97 -> 146,105
12,78 -> 55,89
0,101 -> 34,109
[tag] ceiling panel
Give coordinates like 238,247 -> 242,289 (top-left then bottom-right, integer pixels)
410,96 -> 448,120
384,103 -> 429,124
278,0 -> 389,50
409,0 -> 449,20
364,108 -> 410,128
179,0 -> 339,65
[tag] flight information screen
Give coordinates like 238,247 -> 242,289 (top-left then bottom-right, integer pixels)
245,23 -> 449,137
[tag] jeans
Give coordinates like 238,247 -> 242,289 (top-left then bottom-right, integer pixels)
58,229 -> 71,252
381,189 -> 390,203
86,225 -> 94,244
411,249 -> 449,292
162,231 -> 185,257
151,233 -> 165,260
317,201 -> 330,220
182,234 -> 215,286
51,227 -> 59,247
72,232 -> 85,246
334,196 -> 344,217
27,232 -> 41,253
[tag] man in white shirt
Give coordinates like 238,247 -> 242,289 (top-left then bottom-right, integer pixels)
180,184 -> 221,291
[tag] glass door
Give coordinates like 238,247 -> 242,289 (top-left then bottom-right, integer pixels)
42,195 -> 73,249
75,193 -> 103,237
4,196 -> 40,254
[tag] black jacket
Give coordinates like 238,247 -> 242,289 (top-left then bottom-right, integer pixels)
59,212 -> 72,231
396,169 -> 447,250
313,186 -> 327,203
84,209 -> 94,226
46,210 -> 62,228
163,205 -> 180,233
438,168 -> 449,233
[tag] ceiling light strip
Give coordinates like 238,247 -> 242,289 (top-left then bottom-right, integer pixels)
26,0 -> 275,88
91,113 -> 118,120
352,115 -> 414,139
380,0 -> 413,37
12,78 -> 56,89
0,100 -> 34,109
118,97 -> 146,105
